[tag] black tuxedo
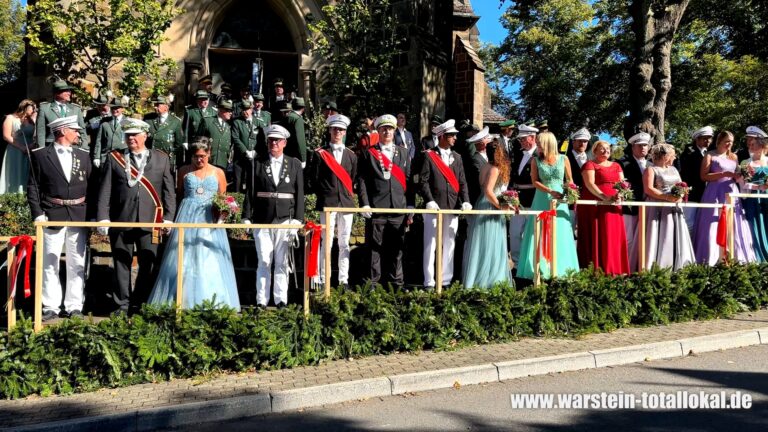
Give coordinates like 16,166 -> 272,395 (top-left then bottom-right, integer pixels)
307,145 -> 357,209
679,145 -> 707,203
417,148 -> 470,210
96,149 -> 176,313
27,145 -> 92,222
357,144 -> 414,210
567,151 -> 588,188
465,152 -> 487,205
619,156 -> 646,215
244,155 -> 304,224
511,148 -> 536,207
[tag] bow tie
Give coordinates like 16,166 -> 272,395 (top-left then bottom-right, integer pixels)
57,147 -> 72,154
131,152 -> 144,160
331,144 -> 344,152
575,153 -> 586,159
381,144 -> 394,152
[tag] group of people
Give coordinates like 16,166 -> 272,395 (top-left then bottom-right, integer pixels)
10,74 -> 768,319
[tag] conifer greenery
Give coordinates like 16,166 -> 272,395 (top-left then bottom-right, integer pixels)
3,262 -> 768,399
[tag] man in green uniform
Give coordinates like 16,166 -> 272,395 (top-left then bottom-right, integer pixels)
146,96 -> 185,171
232,99 -> 259,193
277,98 -> 307,167
196,99 -> 233,170
37,79 -> 86,148
233,84 -> 252,118
251,93 -> 271,156
183,90 -> 217,144
92,97 -> 128,168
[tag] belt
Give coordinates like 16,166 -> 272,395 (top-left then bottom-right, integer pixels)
513,184 -> 535,190
256,192 -> 294,199
47,196 -> 86,206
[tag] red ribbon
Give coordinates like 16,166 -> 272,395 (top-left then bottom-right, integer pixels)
304,221 -> 322,278
716,205 -> 728,250
8,235 -> 34,299
537,210 -> 557,263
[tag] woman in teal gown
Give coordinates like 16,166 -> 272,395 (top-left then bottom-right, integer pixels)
741,137 -> 768,262
517,131 -> 580,280
148,139 -> 241,310
462,141 -> 513,289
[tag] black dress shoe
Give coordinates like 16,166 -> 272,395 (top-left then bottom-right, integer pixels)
276,302 -> 287,309
42,310 -> 59,322
68,310 -> 84,319
58,309 -> 69,318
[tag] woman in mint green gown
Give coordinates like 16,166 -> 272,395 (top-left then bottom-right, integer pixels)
517,132 -> 580,280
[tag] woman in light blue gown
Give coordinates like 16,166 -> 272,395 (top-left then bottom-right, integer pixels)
517,132 -> 579,279
462,141 -> 513,289
148,138 -> 240,310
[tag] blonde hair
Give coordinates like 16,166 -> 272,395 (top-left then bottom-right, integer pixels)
715,131 -> 734,157
591,140 -> 611,157
537,131 -> 559,162
649,143 -> 675,162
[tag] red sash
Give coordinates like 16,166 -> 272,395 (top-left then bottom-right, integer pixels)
368,147 -> 407,191
316,148 -> 353,195
111,152 -> 165,243
426,150 -> 459,193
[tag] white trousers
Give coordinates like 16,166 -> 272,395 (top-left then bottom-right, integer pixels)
623,214 -> 639,272
42,227 -> 87,313
508,215 -> 528,265
423,214 -> 459,287
254,221 -> 295,306
317,212 -> 353,284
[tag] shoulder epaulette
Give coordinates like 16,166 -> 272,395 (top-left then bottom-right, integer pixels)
40,102 -> 50,107
75,147 -> 88,153
69,103 -> 81,109
171,114 -> 182,121
31,146 -> 45,152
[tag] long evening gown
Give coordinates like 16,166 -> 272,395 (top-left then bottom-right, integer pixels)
743,165 -> 768,262
576,161 -> 630,275
0,116 -> 33,194
148,173 -> 241,310
517,155 -> 579,279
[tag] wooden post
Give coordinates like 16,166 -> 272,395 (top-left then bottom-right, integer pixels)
175,227 -> 185,312
303,233 -> 310,318
435,211 -> 443,295
324,210 -> 332,299
549,200 -> 557,279
638,205 -> 646,271
34,224 -> 43,332
533,215 -> 541,288
6,243 -> 15,330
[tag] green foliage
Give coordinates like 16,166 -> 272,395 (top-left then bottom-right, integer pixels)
0,193 -> 32,236
0,0 -> 24,86
4,262 -> 768,399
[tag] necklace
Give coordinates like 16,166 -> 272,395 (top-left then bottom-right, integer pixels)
125,151 -> 147,187
376,145 -> 398,180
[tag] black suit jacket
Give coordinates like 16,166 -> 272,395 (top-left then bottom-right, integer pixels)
511,148 -> 536,207
244,155 -> 304,223
465,152 -> 487,205
679,145 -> 707,203
566,151 -> 587,188
27,145 -> 92,222
619,156 -> 646,215
357,144 -> 414,211
307,145 -> 357,209
96,149 -> 176,227
416,148 -> 470,210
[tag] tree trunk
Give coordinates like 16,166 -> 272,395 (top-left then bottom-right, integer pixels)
626,0 -> 690,143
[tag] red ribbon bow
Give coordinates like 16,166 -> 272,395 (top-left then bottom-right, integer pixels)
716,205 -> 728,251
8,235 -> 34,300
304,221 -> 323,278
537,210 -> 557,263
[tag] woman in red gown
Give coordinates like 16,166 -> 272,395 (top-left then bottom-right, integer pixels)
577,140 -> 631,275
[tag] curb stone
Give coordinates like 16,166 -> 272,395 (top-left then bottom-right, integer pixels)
390,364 -> 499,395
495,352 -> 596,380
678,330 -> 762,355
271,378 -> 391,412
591,341 -> 684,367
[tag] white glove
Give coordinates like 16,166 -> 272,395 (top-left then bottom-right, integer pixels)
461,202 -> 473,211
34,215 -> 48,223
287,218 -> 302,239
162,219 -> 173,233
182,142 -> 189,150
301,161 -> 306,169
242,219 -> 252,234
93,159 -> 101,168
97,219 -> 110,236
425,201 -> 440,211
361,205 -> 372,219
246,150 -> 256,160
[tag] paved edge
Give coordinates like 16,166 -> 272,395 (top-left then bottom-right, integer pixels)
9,327 -> 768,432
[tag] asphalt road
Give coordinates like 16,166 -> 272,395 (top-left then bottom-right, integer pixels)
186,345 -> 768,432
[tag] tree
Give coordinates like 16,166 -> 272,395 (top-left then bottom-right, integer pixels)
26,0 -> 179,106
0,0 -> 25,86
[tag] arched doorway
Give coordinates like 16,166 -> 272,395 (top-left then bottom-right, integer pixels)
207,1 -> 300,100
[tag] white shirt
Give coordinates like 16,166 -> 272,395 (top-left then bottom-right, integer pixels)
572,150 -> 588,168
159,113 -> 168,124
53,143 -> 73,181
431,135 -> 438,149
380,143 -> 395,161
330,143 -> 344,164
438,147 -> 452,165
518,148 -> 536,175
479,151 -> 488,162
634,156 -> 647,174
398,128 -> 408,148
269,155 -> 284,184
55,102 -> 68,116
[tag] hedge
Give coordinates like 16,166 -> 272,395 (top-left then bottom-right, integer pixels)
2,262 -> 767,399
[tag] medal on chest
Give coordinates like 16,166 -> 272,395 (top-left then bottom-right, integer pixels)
376,148 -> 398,181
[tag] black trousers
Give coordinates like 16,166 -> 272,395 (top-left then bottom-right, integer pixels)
366,215 -> 407,288
109,228 -> 160,313
233,158 -> 253,194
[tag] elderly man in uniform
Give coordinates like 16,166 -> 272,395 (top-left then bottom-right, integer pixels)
278,98 -> 308,167
357,114 -> 414,289
307,114 -> 357,288
269,77 -> 290,115
196,99 -> 233,171
242,124 -> 304,309
233,84 -> 252,118
84,91 -> 111,153
251,93 -> 271,155
679,126 -> 714,235
621,132 -> 650,271
146,96 -> 185,171
464,126 -> 491,206
97,118 -> 176,315
232,99 -> 260,192
37,79 -> 86,148
509,124 -> 539,267
416,119 -> 472,288
27,116 -> 92,320
183,89 -> 217,144
92,97 -> 128,168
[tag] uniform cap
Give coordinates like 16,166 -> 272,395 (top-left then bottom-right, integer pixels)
691,126 -> 714,139
499,119 -> 516,128
120,118 -> 150,134
432,119 -> 459,136
746,126 -> 768,139
517,124 -> 539,138
467,126 -> 490,143
49,116 -> 82,132
374,114 -> 397,129
628,132 -> 651,145
326,114 -> 351,130
265,124 -> 291,139
571,127 -> 591,141
198,75 -> 213,85
253,93 -> 265,101
217,99 -> 233,111
194,90 -> 210,100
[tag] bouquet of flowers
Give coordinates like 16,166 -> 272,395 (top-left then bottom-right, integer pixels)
670,182 -> 692,202
612,181 -> 634,201
212,193 -> 240,223
739,161 -> 755,182
561,182 -> 580,205
497,189 -> 521,210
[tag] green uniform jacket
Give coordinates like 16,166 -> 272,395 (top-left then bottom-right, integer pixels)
93,116 -> 127,162
36,101 -> 86,148
196,116 -> 232,169
232,117 -> 261,160
183,106 -> 217,142
147,114 -> 185,169
279,111 -> 307,163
